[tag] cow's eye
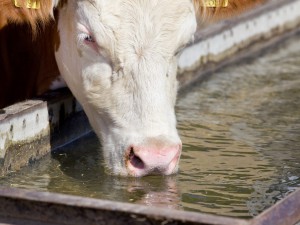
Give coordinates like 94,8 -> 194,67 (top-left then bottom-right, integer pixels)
78,33 -> 95,44
84,34 -> 95,43
84,34 -> 94,42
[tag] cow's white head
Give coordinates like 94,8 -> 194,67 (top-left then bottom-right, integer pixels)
54,0 -> 198,176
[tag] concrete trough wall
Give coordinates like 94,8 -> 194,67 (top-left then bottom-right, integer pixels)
178,0 -> 300,88
0,89 -> 91,176
0,0 -> 300,224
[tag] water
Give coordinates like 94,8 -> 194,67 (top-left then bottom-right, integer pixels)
1,35 -> 300,218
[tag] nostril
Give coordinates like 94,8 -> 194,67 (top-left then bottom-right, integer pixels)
128,147 -> 145,169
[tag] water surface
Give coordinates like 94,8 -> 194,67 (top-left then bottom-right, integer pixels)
1,35 -> 300,218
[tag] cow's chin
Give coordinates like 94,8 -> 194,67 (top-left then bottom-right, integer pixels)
97,129 -> 182,177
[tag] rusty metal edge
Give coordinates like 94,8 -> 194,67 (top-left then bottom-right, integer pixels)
250,188 -> 300,225
0,187 -> 249,225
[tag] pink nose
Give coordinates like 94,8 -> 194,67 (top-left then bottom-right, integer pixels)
126,138 -> 182,177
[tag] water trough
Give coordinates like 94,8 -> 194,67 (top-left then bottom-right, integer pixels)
0,0 -> 300,224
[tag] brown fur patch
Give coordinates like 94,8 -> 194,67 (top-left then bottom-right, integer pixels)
0,21 -> 60,108
0,1 -> 60,108
0,0 -> 53,33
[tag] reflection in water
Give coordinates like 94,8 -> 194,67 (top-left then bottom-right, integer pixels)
1,35 -> 300,218
176,34 -> 300,217
4,134 -> 181,210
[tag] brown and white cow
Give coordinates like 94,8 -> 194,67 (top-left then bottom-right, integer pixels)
0,0 -> 263,176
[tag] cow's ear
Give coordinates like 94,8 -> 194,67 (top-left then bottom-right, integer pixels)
193,0 -> 266,23
0,0 -> 57,31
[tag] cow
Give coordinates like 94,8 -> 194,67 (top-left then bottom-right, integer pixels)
0,0 -> 264,176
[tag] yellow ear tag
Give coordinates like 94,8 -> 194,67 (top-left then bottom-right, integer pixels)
204,0 -> 228,7
14,0 -> 40,9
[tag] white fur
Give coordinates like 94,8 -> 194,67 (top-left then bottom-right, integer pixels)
54,0 -> 197,176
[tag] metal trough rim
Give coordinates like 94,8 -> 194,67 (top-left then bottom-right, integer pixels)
0,187 -> 299,225
0,187 -> 247,225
